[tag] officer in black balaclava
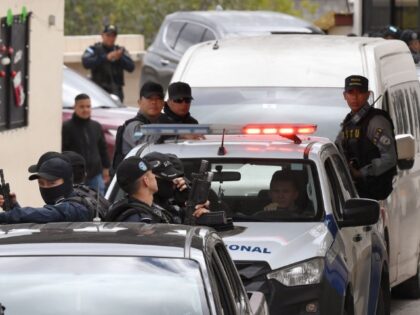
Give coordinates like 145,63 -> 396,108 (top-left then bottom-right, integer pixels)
0,152 -> 93,223
143,151 -> 191,223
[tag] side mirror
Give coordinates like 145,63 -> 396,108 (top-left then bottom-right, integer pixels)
248,291 -> 269,315
396,134 -> 415,170
339,198 -> 379,228
110,93 -> 123,106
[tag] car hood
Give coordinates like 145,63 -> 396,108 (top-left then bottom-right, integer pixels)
190,103 -> 348,140
220,221 -> 333,270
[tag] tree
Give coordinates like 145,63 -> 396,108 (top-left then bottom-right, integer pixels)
65,0 -> 318,46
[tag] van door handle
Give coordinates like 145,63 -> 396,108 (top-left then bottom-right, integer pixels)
160,59 -> 170,66
353,234 -> 363,242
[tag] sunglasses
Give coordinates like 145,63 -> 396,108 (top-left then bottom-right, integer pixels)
172,98 -> 192,104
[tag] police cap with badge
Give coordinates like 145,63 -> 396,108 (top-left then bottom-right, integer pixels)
117,157 -> 152,193
345,75 -> 369,92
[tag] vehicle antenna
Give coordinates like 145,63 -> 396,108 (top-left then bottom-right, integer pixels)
218,128 -> 227,155
93,182 -> 101,223
213,40 -> 219,50
371,94 -> 383,107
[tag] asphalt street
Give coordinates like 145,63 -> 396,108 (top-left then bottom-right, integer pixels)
391,297 -> 420,314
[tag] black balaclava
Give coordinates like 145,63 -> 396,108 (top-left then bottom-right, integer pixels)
40,178 -> 73,205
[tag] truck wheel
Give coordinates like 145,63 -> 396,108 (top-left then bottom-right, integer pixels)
393,257 -> 420,298
343,291 -> 354,315
376,278 -> 390,315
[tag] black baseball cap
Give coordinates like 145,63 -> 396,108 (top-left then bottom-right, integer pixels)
344,75 -> 369,92
168,82 -> 194,100
28,151 -> 69,173
29,157 -> 73,181
117,157 -> 152,192
140,81 -> 164,99
143,152 -> 182,180
400,29 -> 418,45
103,24 -> 118,35
62,151 -> 86,168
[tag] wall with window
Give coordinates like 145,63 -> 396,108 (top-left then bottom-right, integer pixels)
0,0 -> 64,206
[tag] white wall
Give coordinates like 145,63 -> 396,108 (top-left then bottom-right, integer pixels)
0,0 -> 64,206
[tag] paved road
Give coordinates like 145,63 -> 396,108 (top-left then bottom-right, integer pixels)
391,297 -> 420,314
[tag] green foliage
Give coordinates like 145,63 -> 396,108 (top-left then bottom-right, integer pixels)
65,0 -> 318,46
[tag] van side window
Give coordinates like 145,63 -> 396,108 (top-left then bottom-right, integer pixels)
165,21 -> 185,49
174,23 -> 207,54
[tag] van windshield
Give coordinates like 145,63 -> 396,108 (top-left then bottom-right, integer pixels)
190,87 -> 350,140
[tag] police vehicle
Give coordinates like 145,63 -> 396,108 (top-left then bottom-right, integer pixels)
106,123 -> 390,315
0,222 -> 268,315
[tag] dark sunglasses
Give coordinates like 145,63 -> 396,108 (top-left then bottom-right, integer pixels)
172,98 -> 192,104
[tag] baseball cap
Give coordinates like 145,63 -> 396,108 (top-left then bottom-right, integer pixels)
143,152 -> 182,180
140,81 -> 164,99
117,157 -> 151,192
400,29 -> 418,45
168,82 -> 194,100
29,157 -> 73,181
62,151 -> 86,168
103,24 -> 118,35
344,75 -> 369,92
28,151 -> 69,173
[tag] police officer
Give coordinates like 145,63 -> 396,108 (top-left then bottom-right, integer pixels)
82,24 -> 135,102
336,75 -> 397,200
161,81 -> 199,124
143,152 -> 190,223
106,156 -> 208,223
400,29 -> 420,64
0,153 -> 92,223
112,82 -> 166,170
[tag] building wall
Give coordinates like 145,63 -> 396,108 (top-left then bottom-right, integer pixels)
0,0 -> 64,206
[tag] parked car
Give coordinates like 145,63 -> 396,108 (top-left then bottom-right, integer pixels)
171,34 -> 420,298
141,10 -> 323,89
62,66 -> 136,159
0,222 -> 269,315
106,123 -> 392,315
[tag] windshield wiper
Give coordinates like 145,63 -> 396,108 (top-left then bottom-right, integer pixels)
95,105 -> 113,109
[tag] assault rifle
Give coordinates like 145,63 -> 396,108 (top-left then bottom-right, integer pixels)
185,160 -> 227,227
0,170 -> 11,211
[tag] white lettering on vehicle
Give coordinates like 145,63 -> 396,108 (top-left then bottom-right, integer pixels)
226,244 -> 271,254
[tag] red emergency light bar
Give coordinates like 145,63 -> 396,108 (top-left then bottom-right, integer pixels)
242,124 -> 317,136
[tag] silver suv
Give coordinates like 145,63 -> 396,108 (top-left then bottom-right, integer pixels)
141,10 -> 323,89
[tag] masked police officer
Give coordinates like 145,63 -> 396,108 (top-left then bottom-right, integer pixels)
336,75 -> 397,200
0,153 -> 92,223
82,24 -> 135,102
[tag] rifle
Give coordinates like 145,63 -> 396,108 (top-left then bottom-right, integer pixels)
185,160 -> 227,227
0,169 -> 11,211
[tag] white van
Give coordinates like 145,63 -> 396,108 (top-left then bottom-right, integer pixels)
172,34 -> 420,295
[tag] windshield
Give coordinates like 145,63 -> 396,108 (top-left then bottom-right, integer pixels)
189,87 -> 350,140
62,67 -> 121,109
183,159 -> 322,223
0,256 -> 209,315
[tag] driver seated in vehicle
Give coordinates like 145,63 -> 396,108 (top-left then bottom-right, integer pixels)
261,170 -> 312,218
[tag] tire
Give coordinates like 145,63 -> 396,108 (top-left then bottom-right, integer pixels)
393,257 -> 420,299
376,279 -> 391,315
343,291 -> 355,315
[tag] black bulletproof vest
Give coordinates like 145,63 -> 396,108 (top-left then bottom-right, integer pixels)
105,197 -> 172,223
91,43 -> 124,92
341,107 -> 397,200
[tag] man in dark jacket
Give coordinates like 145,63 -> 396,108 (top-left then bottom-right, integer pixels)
0,153 -> 92,223
62,93 -> 110,195
336,75 -> 397,200
161,81 -> 199,124
82,24 -> 135,102
106,156 -> 208,223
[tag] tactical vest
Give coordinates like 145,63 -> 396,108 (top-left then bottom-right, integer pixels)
91,43 -> 124,93
341,107 -> 397,200
65,185 -> 110,220
105,197 -> 173,223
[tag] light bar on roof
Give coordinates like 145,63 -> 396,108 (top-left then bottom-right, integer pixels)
139,123 -> 317,136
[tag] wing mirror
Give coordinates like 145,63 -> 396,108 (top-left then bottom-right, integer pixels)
339,198 -> 379,228
396,134 -> 415,170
